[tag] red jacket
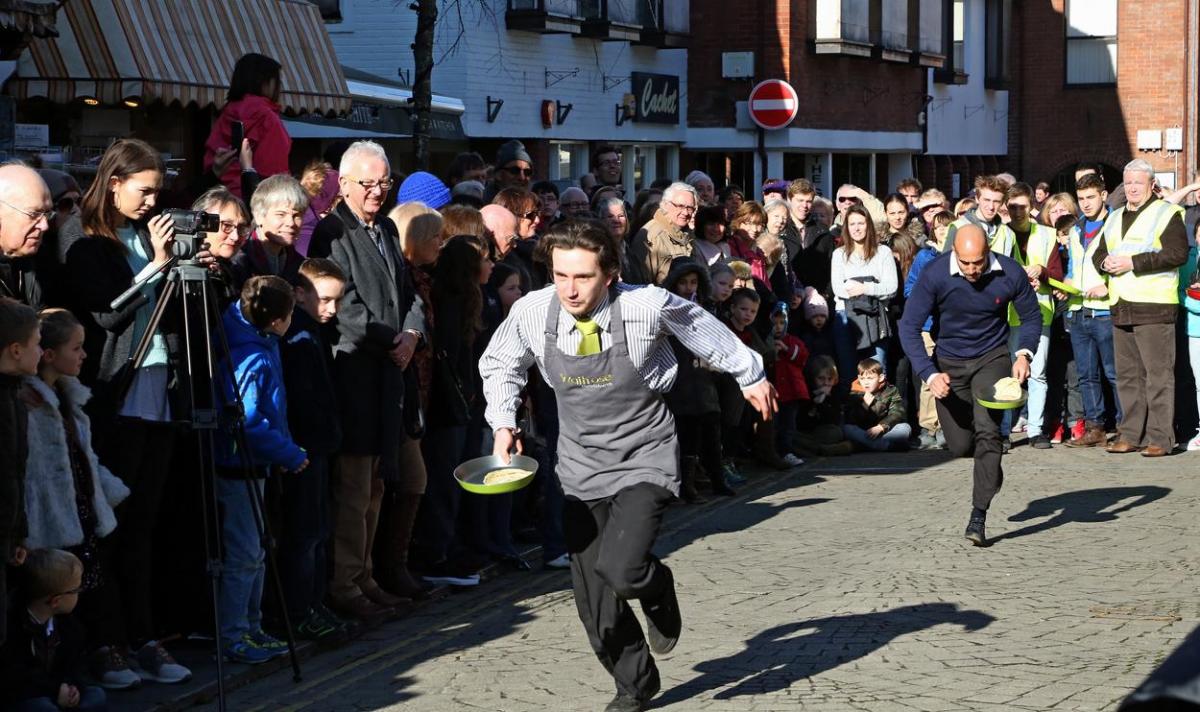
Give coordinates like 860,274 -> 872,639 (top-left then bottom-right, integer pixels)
773,333 -> 810,404
204,95 -> 292,197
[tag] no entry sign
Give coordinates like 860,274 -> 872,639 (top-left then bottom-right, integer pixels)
748,79 -> 799,130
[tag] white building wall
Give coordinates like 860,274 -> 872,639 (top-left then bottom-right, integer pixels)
925,0 -> 1008,156
326,0 -> 686,144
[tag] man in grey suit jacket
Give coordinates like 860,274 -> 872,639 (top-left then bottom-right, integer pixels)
309,141 -> 425,620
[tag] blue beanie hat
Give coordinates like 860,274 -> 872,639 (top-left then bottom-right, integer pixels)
396,171 -> 450,210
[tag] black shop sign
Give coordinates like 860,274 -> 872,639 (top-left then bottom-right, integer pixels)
631,72 -> 679,124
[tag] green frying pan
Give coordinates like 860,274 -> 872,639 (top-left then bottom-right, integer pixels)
1047,277 -> 1082,296
454,454 -> 539,495
976,384 -> 1028,410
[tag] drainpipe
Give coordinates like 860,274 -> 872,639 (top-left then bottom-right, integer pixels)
1188,0 -> 1199,182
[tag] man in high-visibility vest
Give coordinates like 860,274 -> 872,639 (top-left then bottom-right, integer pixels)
943,175 -> 1015,257
1091,159 -> 1190,457
1004,182 -> 1063,448
1063,173 -> 1122,447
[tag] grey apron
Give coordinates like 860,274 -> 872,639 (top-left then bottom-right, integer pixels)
543,290 -> 680,500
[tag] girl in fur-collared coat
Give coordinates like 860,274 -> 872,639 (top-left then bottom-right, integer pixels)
24,309 -> 138,687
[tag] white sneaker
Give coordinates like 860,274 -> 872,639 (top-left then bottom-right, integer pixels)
544,553 -> 570,569
1011,416 -> 1027,433
132,640 -> 192,684
1187,435 -> 1200,451
782,453 -> 805,467
90,646 -> 141,690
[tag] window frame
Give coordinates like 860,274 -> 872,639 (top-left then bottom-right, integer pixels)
933,0 -> 967,85
1063,0 -> 1118,88
983,0 -> 1010,90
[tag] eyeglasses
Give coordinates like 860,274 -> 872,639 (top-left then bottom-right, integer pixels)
596,159 -> 621,168
56,196 -> 80,212
55,585 -> 84,597
219,220 -> 252,238
836,196 -> 858,204
350,179 -> 395,193
665,200 -> 697,214
503,165 -> 534,177
561,202 -> 589,210
0,198 -> 53,222
520,210 -> 539,221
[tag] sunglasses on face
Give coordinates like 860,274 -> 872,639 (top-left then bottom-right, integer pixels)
56,196 -> 80,212
520,210 -> 539,220
503,165 -> 534,177
837,196 -> 858,204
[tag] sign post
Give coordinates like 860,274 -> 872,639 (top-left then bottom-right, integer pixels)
748,79 -> 798,199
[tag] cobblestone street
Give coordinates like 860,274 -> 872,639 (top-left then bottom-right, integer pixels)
208,446 -> 1199,711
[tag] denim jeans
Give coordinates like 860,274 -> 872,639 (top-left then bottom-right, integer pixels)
1005,326 -> 1051,437
217,477 -> 265,647
1191,337 -> 1200,437
1066,310 -> 1121,425
12,687 -> 106,711
843,422 -> 913,451
278,456 -> 330,620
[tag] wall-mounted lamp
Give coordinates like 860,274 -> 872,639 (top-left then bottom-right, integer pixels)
122,96 -> 141,108
81,96 -> 100,106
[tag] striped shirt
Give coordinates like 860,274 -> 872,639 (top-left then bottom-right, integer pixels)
480,283 -> 766,431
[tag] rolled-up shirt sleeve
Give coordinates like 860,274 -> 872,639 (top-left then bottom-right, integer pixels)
657,290 -> 765,388
479,301 -> 537,432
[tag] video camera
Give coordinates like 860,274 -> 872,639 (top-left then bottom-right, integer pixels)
163,208 -> 221,261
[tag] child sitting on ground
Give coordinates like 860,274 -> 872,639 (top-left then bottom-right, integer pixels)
215,276 -> 309,665
843,358 -> 912,452
792,354 -> 853,456
1,297 -> 40,653
0,549 -> 107,711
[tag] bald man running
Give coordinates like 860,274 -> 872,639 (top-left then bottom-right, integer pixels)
899,225 -> 1041,546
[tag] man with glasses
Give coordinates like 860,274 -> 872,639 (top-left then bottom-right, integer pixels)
0,164 -> 52,308
559,187 -> 592,219
591,145 -> 623,195
832,184 -> 885,238
486,140 -> 535,201
310,141 -> 428,620
630,182 -> 700,285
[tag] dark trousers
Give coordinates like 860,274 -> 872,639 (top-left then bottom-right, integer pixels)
678,413 -> 723,481
532,383 -> 566,561
563,482 -> 673,701
413,425 -> 467,566
278,455 -> 330,620
1113,322 -> 1176,450
934,346 -> 1009,512
101,418 -> 176,645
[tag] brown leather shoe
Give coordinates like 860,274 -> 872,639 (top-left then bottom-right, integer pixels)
1140,445 -> 1169,457
1065,423 -> 1107,448
362,584 -> 409,609
329,595 -> 391,620
1105,440 -> 1140,454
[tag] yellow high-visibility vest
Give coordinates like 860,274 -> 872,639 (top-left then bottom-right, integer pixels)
945,215 -> 1016,258
1008,222 -> 1056,326
1066,217 -> 1110,311
1101,199 -> 1185,305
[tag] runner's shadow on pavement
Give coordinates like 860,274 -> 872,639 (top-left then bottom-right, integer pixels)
653,602 -> 994,706
995,486 -> 1171,543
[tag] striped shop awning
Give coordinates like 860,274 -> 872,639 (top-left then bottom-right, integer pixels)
7,0 -> 350,115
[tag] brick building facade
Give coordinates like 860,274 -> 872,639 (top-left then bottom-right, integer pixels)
1007,0 -> 1200,192
686,0 -> 939,198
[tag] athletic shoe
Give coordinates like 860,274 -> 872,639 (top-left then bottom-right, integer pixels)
248,629 -> 289,656
1187,435 -> 1200,451
782,453 -> 805,467
642,565 -> 681,656
296,609 -> 340,641
132,640 -> 192,684
223,636 -> 278,665
420,559 -> 481,587
917,431 -> 938,450
1011,416 -> 1027,433
544,553 -> 571,569
1001,438 -> 1012,454
90,646 -> 141,689
721,460 -> 746,486
1050,423 -> 1065,444
935,430 -> 947,449
1071,420 -> 1087,442
1030,434 -> 1052,449
313,603 -> 353,634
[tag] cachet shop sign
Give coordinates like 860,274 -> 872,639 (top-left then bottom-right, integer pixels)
631,72 -> 679,124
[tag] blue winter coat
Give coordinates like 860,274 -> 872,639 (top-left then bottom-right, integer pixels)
216,301 -> 306,473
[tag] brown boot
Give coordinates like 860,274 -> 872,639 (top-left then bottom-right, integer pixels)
753,420 -> 790,470
1065,422 -> 1107,448
679,456 -> 706,504
376,493 -> 432,600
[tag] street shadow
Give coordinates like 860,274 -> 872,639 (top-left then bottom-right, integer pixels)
996,486 -> 1171,542
654,602 -> 995,706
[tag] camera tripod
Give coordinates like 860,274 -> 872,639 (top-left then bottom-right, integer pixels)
115,253 -> 302,710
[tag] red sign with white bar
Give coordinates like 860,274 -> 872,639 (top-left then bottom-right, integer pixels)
748,79 -> 799,131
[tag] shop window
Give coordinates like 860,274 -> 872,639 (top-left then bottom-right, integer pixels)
984,0 -> 1010,88
1066,0 -> 1117,86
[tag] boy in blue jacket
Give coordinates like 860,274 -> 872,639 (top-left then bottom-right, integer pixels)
216,275 -> 308,665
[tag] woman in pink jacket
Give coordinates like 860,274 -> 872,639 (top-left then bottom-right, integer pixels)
204,53 -> 292,197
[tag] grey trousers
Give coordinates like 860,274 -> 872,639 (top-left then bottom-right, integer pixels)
1112,322 -> 1176,450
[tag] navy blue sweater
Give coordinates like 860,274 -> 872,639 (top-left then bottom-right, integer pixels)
899,251 -> 1041,381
